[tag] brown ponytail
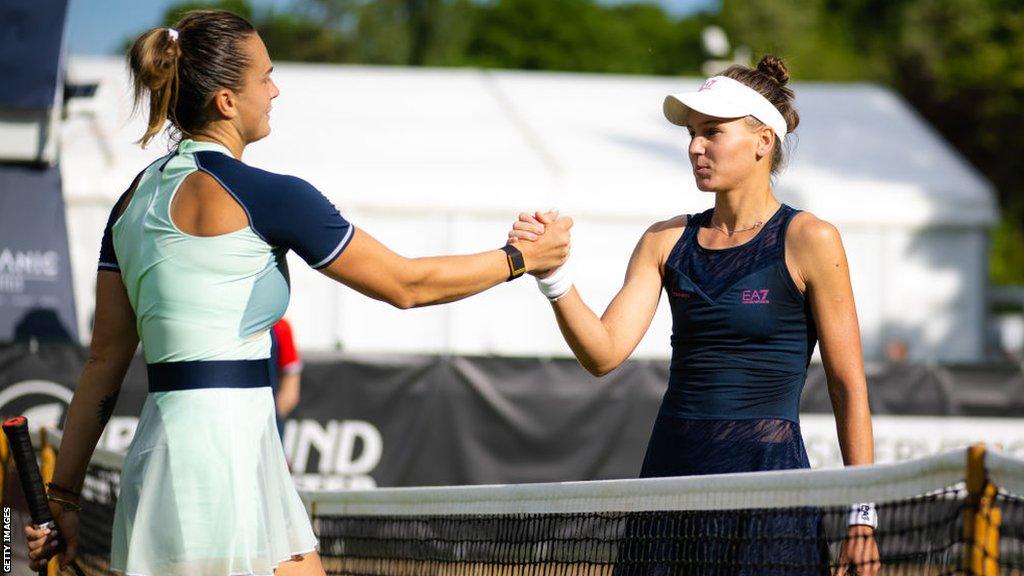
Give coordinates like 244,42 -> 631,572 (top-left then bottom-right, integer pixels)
127,10 -> 256,147
129,28 -> 182,146
721,55 -> 800,174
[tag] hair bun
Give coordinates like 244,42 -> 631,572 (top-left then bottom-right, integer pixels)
757,55 -> 790,86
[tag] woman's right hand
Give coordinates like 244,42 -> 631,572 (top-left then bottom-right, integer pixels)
509,211 -> 571,275
25,501 -> 79,571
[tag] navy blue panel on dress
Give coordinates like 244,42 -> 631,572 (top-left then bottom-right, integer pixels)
98,187 -> 135,273
194,151 -> 354,268
147,359 -> 273,392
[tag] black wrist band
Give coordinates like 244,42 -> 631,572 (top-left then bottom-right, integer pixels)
500,245 -> 526,281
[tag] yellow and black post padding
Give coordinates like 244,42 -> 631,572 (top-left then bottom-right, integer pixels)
964,443 -> 1001,576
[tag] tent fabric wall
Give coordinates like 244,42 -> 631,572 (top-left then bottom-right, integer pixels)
60,58 -> 997,361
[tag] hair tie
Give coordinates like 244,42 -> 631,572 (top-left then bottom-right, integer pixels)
168,28 -> 179,42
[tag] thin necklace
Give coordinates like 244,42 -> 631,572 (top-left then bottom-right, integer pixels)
709,218 -> 763,237
709,205 -> 777,237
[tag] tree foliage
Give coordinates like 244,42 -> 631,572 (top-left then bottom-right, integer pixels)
719,0 -> 1024,283
147,0 -> 1024,283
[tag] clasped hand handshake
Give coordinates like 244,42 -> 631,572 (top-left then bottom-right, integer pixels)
507,210 -> 575,301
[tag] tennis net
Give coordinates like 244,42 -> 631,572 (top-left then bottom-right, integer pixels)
25,434 -> 1024,575
304,447 -> 1023,575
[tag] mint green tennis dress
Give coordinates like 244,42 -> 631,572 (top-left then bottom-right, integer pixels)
98,139 -> 354,575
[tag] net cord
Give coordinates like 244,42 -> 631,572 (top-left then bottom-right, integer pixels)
303,448 -> 970,518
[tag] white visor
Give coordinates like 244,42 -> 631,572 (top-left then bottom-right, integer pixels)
664,76 -> 788,143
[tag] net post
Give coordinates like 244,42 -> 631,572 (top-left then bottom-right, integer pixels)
963,443 -> 1000,576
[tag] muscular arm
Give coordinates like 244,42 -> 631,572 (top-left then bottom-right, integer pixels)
320,223 -> 571,309
789,214 -> 874,467
547,218 -> 679,377
52,271 -> 139,492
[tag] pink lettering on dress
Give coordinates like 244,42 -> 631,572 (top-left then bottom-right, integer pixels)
741,289 -> 770,304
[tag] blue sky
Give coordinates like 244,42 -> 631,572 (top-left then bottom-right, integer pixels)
67,0 -> 718,55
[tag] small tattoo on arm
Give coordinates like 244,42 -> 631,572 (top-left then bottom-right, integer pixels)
97,391 -> 119,425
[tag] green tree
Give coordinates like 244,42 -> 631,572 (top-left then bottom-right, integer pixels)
465,0 -> 696,74
296,0 -> 475,65
160,0 -> 255,24
719,0 -> 1024,284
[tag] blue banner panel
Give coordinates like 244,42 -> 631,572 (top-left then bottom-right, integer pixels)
0,164 -> 78,342
0,0 -> 70,110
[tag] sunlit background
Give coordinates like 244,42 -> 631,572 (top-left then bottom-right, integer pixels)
3,0 -> 1023,488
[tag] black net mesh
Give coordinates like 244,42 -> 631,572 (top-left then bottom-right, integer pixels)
313,487 -> 984,575
25,446 -> 1024,576
997,490 -> 1024,574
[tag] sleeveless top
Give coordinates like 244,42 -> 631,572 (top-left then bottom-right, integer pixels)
661,204 -> 817,424
639,205 -> 818,478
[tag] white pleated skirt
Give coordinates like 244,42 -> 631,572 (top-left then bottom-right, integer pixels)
110,387 -> 318,576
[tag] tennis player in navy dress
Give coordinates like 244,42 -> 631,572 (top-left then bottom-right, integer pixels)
510,56 -> 879,575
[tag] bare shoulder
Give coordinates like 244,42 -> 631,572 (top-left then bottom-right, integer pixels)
643,214 -> 688,242
641,214 -> 687,246
636,214 -> 688,267
647,214 -> 689,234
787,211 -> 844,255
786,211 -> 849,285
180,170 -> 235,201
172,171 -> 249,235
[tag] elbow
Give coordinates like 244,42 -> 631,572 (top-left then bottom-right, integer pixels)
385,266 -> 426,309
87,339 -> 137,367
387,294 -> 417,310
377,276 -> 418,309
582,360 -> 618,378
384,284 -> 420,309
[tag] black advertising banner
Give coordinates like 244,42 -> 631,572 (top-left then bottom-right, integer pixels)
2,346 -> 1024,489
0,0 -> 70,110
0,165 -> 78,342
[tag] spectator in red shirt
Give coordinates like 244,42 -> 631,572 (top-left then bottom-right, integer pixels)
270,317 -> 302,438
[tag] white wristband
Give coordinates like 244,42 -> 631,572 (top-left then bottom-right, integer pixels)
535,261 -> 573,301
848,502 -> 877,528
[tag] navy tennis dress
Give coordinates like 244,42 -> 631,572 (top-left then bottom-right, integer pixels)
620,205 -> 828,575
645,203 -> 816,477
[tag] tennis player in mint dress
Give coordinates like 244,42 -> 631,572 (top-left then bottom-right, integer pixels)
510,57 -> 880,575
26,9 -> 571,576
99,138 -> 343,574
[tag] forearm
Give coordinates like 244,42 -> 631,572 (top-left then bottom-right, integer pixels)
52,351 -> 134,492
275,373 -> 301,417
552,290 -> 624,376
402,250 -> 510,308
828,376 -> 874,466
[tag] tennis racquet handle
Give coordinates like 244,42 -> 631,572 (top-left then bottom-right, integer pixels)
2,417 -> 54,527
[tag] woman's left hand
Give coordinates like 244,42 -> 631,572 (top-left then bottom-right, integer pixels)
834,525 -> 880,576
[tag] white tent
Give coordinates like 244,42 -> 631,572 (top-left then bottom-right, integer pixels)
61,57 -> 997,362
